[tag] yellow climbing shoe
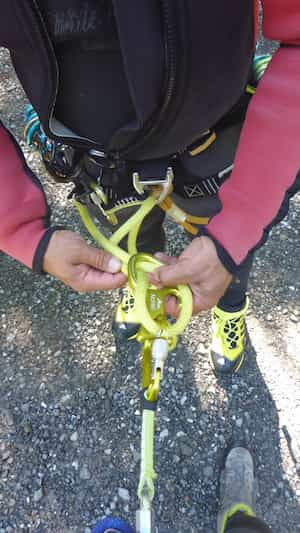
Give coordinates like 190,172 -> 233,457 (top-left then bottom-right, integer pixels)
112,285 -> 141,340
210,299 -> 249,374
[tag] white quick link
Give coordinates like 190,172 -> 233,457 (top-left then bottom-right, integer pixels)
152,338 -> 169,378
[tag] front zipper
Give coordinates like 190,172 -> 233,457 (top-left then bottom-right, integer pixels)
117,0 -> 182,160
30,0 -> 107,153
31,0 -> 59,144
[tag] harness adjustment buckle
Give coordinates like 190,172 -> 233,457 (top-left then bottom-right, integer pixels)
133,167 -> 174,202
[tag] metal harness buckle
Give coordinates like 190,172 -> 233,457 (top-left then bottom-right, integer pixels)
133,167 -> 174,202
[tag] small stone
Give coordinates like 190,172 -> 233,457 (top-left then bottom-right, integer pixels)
235,418 -> 243,428
72,460 -> 79,471
159,429 -> 169,441
180,443 -> 193,457
118,488 -> 130,501
70,431 -> 78,442
1,409 -> 14,427
1,450 -> 10,461
198,343 -> 206,355
33,488 -> 43,503
290,314 -> 298,323
23,423 -> 32,435
104,449 -> 111,455
60,394 -> 71,404
266,314 -> 272,321
80,465 -> 91,480
180,394 -> 187,406
203,466 -> 214,479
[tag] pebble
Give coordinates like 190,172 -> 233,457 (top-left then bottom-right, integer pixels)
159,429 -> 169,441
60,394 -> 72,404
118,488 -> 130,501
1,450 -> 10,461
235,418 -> 243,428
79,465 -> 91,480
70,431 -> 78,442
180,443 -> 193,457
23,423 -> 32,435
33,488 -> 43,503
203,466 -> 214,479
198,343 -> 206,355
72,460 -> 79,471
290,314 -> 298,323
180,394 -> 187,406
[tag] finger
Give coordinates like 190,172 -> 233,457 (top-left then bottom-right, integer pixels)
154,252 -> 178,266
79,244 -> 122,274
164,295 -> 179,318
75,269 -> 127,292
152,259 -> 192,287
148,255 -> 178,286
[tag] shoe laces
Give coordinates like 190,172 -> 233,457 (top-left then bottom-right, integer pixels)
120,287 -> 136,314
213,306 -> 247,351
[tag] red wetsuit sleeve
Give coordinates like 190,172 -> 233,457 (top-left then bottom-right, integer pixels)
206,0 -> 300,271
0,121 -> 57,272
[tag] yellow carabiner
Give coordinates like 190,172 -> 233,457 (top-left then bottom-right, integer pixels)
146,369 -> 161,403
128,253 -> 193,338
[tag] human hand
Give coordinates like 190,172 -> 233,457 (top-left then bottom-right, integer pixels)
148,236 -> 233,316
43,230 -> 127,292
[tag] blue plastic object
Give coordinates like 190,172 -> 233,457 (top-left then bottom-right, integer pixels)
92,517 -> 135,533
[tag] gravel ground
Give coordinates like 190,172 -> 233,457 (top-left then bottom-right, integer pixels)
0,30 -> 300,533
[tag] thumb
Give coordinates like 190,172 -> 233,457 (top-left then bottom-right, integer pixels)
154,252 -> 178,266
153,258 -> 192,287
79,243 -> 122,273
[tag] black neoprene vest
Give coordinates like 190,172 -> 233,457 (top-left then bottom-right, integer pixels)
2,1 -> 254,160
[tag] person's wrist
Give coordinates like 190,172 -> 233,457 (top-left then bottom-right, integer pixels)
34,226 -> 66,275
199,228 -> 238,275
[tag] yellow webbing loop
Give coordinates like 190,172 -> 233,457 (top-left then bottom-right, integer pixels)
159,195 -> 209,235
189,130 -> 217,156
